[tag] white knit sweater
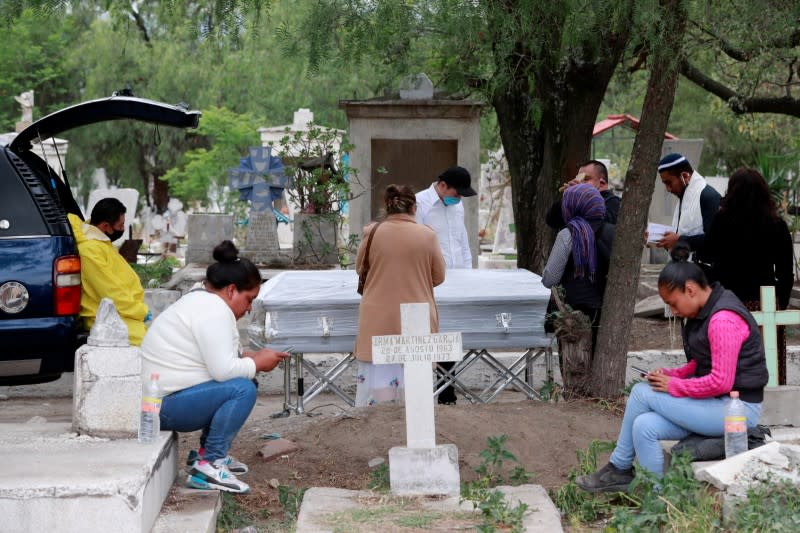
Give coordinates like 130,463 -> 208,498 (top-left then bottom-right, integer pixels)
140,290 -> 256,394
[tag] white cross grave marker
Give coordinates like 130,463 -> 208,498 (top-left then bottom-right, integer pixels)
372,302 -> 463,495
750,285 -> 800,387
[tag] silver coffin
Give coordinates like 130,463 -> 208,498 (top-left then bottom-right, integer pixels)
250,269 -> 550,352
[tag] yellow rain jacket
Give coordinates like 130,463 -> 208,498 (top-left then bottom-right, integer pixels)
68,214 -> 148,345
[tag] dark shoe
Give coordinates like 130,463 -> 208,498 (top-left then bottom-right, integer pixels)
438,399 -> 457,406
576,462 -> 634,493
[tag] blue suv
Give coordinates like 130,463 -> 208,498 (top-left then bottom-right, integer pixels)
0,96 -> 200,384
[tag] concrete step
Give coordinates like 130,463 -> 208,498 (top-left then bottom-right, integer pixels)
151,486 -> 222,533
0,423 -> 176,533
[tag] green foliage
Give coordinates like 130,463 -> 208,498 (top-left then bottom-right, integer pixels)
368,463 -> 389,492
537,377 -> 562,402
607,452 -> 721,532
729,477 -> 800,531
3,1 -> 377,208
162,106 -> 260,207
275,122 -> 355,215
130,256 -> 181,288
552,439 -> 618,523
0,8 -> 83,129
461,435 -> 533,533
216,492 -> 256,532
277,484 -> 307,519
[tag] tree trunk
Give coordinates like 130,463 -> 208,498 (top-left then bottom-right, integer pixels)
589,0 -> 689,398
551,288 -> 593,393
494,61 -> 626,273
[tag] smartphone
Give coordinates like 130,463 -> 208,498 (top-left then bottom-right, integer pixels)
631,365 -> 649,377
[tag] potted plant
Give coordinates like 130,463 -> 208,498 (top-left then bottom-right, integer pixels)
275,122 -> 358,265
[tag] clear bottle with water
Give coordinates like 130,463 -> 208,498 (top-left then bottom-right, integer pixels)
138,372 -> 162,443
724,390 -> 748,458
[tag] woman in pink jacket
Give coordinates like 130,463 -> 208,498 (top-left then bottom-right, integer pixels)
577,243 -> 768,493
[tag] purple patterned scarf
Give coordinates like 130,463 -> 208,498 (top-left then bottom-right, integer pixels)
561,184 -> 606,280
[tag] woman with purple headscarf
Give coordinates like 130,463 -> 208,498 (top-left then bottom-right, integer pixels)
542,183 -> 615,350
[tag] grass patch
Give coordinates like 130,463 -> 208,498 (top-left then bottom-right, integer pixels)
216,493 -> 256,532
729,477 -> 800,531
393,511 -> 444,528
552,439 -> 620,523
368,462 -> 390,492
608,452 -> 722,532
324,497 -> 476,533
461,435 -> 534,532
131,256 -> 180,288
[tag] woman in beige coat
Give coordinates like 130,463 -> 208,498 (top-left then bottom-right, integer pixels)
354,184 -> 446,406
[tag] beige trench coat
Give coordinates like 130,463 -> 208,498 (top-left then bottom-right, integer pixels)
354,213 -> 446,362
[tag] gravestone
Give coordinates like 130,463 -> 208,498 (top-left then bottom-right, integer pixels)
242,211 -> 284,265
73,299 -> 140,437
492,185 -> 516,255
15,90 -> 34,131
372,302 -> 463,496
750,285 -> 800,387
185,213 -> 234,264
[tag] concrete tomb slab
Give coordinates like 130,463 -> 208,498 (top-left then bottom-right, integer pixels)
295,485 -> 563,533
0,423 -> 176,533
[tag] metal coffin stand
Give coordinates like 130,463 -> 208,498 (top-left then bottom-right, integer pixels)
251,269 -> 552,415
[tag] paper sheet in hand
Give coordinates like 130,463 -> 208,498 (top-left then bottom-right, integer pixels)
646,222 -> 672,245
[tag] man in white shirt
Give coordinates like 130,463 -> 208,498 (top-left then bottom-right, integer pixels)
655,152 -> 720,267
416,166 -> 476,404
416,166 -> 476,269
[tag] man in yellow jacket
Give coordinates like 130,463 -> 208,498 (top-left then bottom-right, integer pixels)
68,198 -> 149,345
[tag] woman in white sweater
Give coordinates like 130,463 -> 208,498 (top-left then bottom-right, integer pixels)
141,240 -> 288,494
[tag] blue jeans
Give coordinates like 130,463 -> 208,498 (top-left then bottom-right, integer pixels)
160,378 -> 257,462
610,382 -> 762,476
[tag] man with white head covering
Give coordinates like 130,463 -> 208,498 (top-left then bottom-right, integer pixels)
656,153 -> 721,265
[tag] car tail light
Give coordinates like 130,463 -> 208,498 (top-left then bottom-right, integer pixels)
54,255 -> 81,316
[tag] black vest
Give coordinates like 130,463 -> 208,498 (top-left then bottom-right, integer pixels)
681,283 -> 768,402
563,222 -> 614,310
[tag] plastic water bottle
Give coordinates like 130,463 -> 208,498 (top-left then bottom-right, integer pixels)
138,373 -> 162,443
724,390 -> 748,458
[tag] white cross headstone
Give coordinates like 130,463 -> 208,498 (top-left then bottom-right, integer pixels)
751,285 -> 800,387
372,302 -> 463,495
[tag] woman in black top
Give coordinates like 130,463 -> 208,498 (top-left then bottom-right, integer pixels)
706,167 -> 794,383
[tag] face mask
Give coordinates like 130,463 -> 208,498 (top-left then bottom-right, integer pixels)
105,229 -> 125,242
443,196 -> 461,206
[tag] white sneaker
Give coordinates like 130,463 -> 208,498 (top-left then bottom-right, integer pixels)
217,455 -> 248,475
186,460 -> 250,493
185,451 -> 248,475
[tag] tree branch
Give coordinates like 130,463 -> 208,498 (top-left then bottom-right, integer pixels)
689,21 -> 750,61
129,6 -> 151,44
681,59 -> 800,117
689,22 -> 800,62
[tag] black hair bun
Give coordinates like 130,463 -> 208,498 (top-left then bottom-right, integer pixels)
670,242 -> 691,263
212,240 -> 240,263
